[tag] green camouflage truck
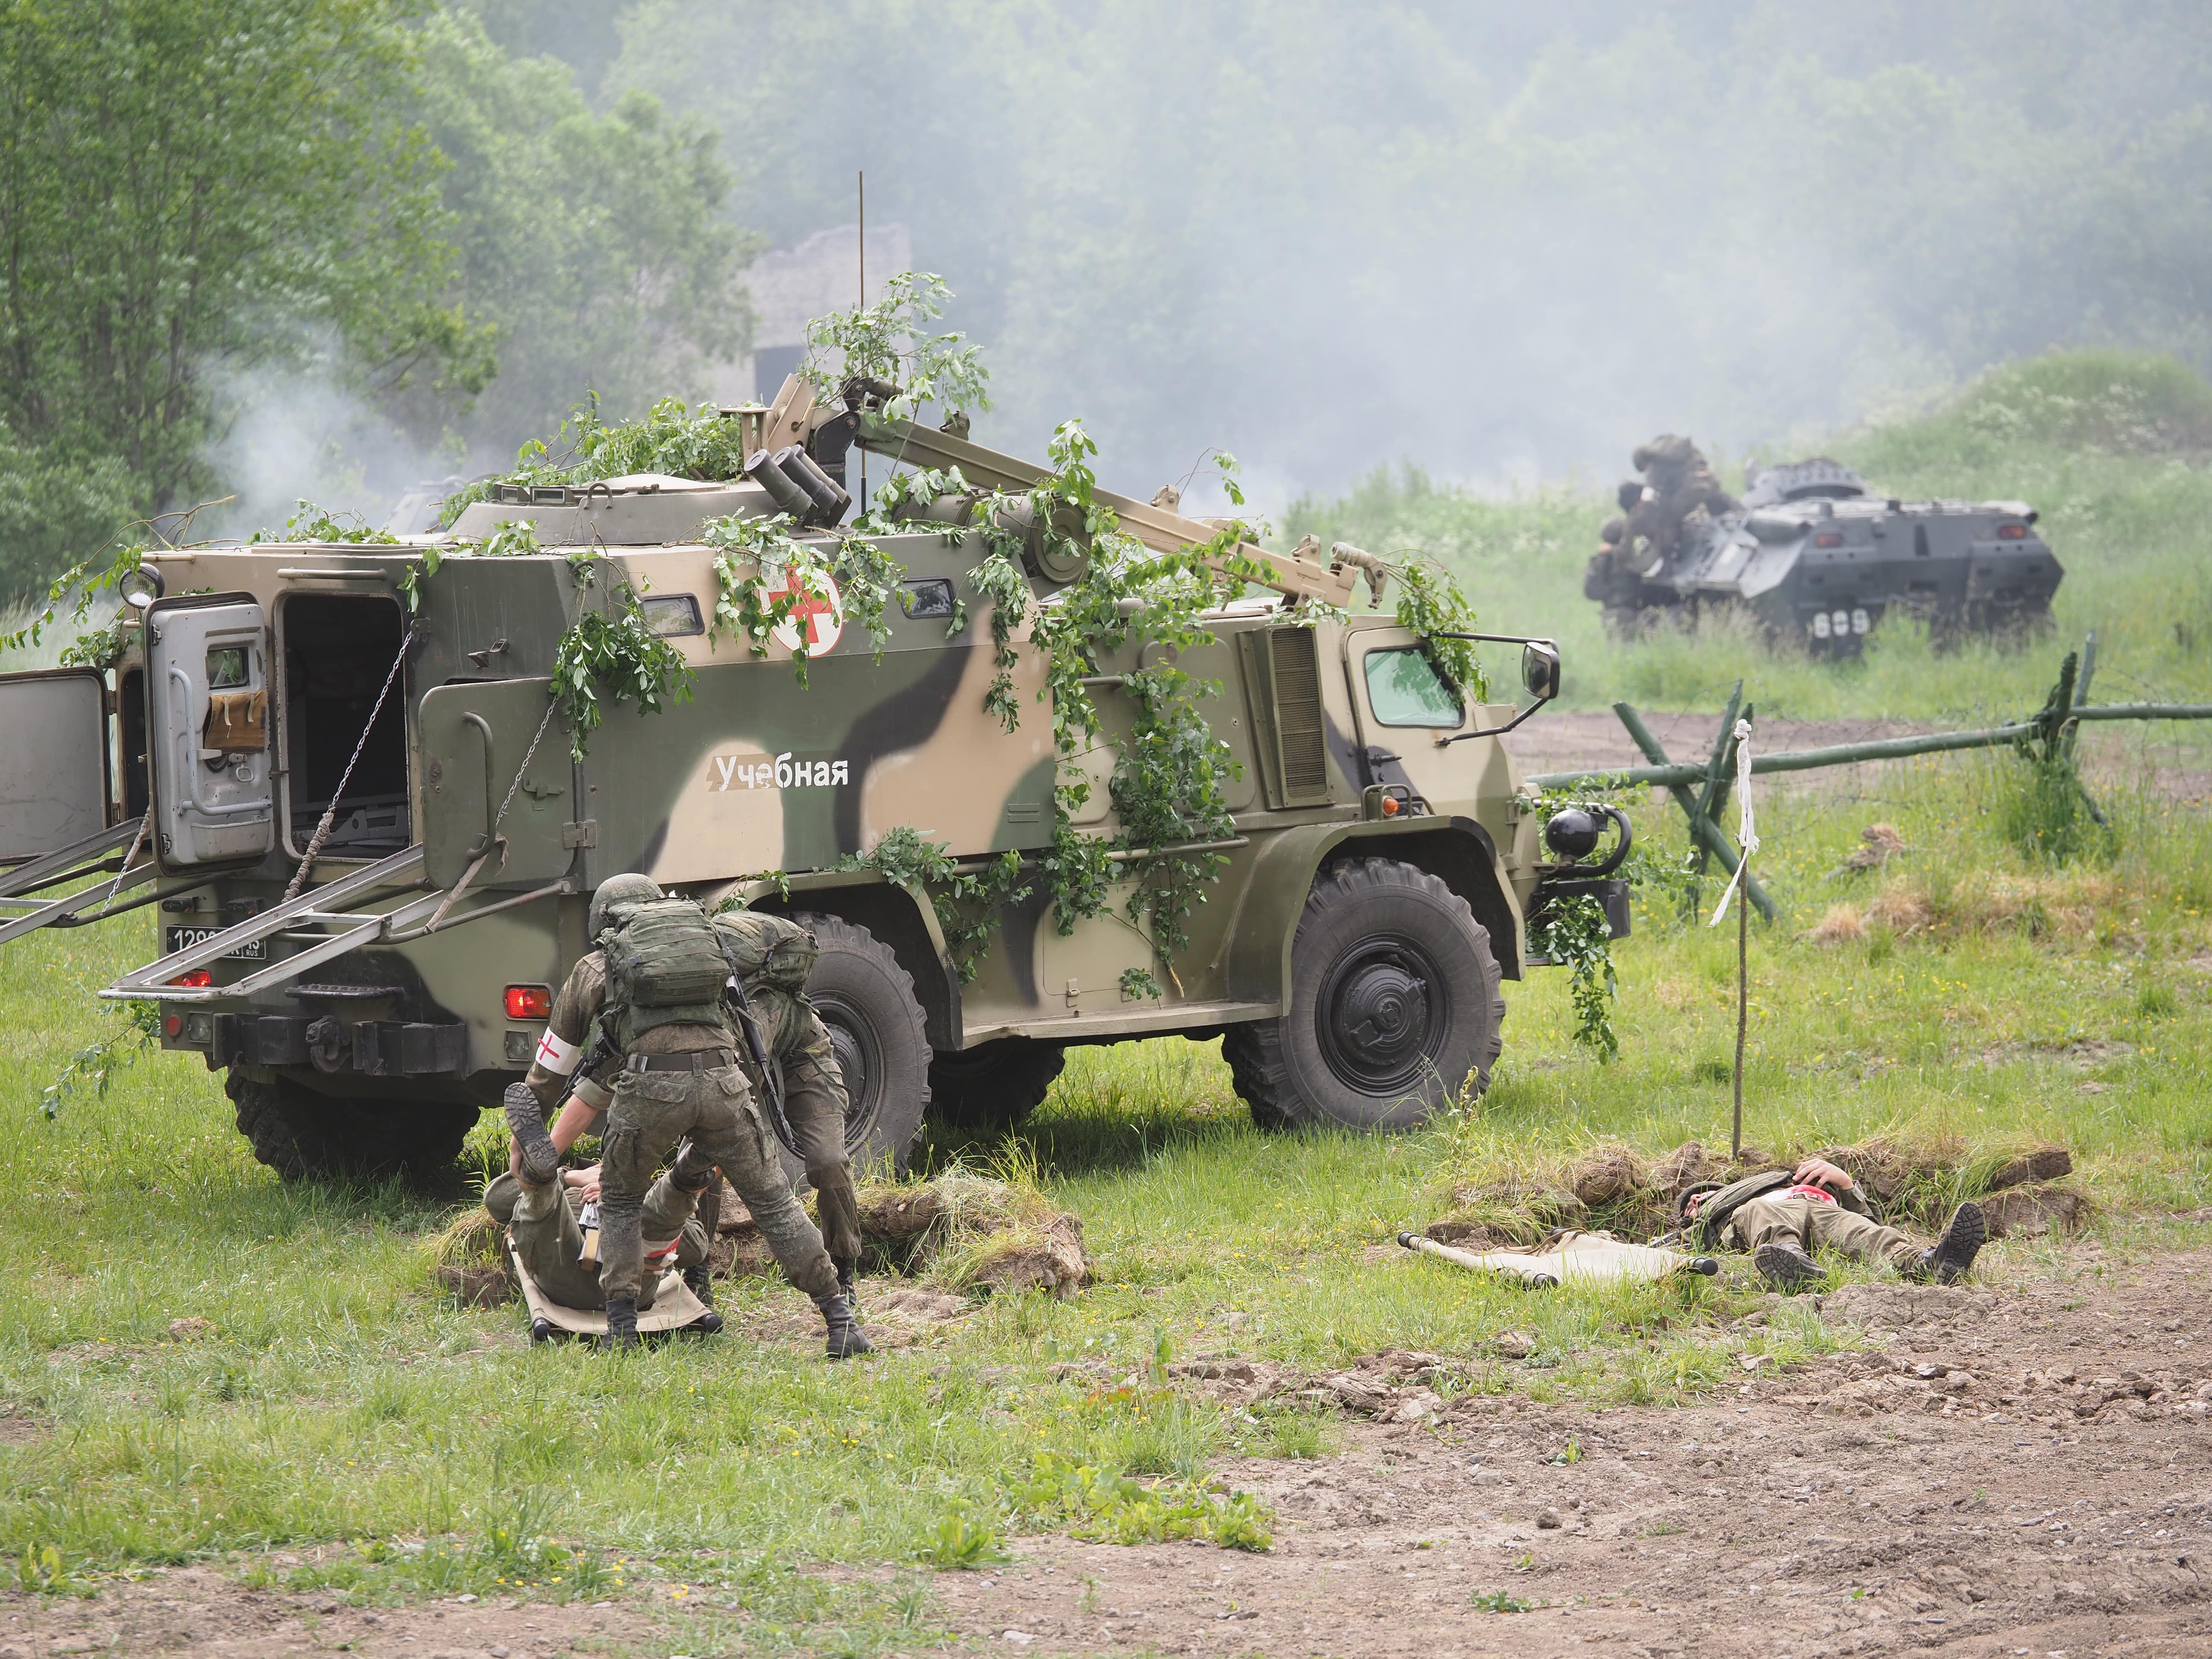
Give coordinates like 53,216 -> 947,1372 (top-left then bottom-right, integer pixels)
0,382 -> 1620,1180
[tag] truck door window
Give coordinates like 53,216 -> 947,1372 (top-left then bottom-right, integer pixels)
1363,646 -> 1464,728
207,647 -> 251,689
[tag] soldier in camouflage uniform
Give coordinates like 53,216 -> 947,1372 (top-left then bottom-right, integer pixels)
1621,434 -> 1740,570
483,1162 -> 712,1316
505,872 -> 870,1356
1682,1155 -> 1987,1291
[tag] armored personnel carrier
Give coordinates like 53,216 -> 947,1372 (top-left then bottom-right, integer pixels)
1592,455 -> 2063,656
0,379 -> 1613,1181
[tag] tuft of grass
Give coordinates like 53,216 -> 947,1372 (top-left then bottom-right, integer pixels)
1470,1589 -> 1535,1612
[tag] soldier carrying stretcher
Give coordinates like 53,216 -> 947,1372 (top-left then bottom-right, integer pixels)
502,872 -> 871,1356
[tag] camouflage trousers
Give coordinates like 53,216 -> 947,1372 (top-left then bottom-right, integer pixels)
597,1060 -> 839,1305
1727,1194 -> 1920,1272
484,1171 -> 706,1312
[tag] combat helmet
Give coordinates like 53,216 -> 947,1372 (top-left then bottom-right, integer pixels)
588,872 -> 663,938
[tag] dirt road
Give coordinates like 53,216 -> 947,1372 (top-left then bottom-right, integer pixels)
9,1243 -> 2210,1657
936,1242 -> 2212,1658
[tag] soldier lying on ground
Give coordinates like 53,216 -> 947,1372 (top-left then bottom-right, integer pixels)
1678,1155 -> 1986,1291
503,873 -> 870,1356
483,1161 -> 714,1322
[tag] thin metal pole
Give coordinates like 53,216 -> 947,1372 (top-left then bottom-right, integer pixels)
1733,853 -> 1747,1159
857,171 -> 866,512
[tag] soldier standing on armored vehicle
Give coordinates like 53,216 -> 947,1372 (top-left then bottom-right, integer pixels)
504,872 -> 870,1356
1620,434 -> 1740,572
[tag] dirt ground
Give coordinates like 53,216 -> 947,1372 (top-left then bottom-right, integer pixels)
9,1243 -> 2211,1658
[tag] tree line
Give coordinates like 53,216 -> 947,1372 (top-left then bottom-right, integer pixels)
0,0 -> 746,597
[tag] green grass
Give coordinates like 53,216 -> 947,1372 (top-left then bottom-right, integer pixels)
1,743 -> 2206,1644
0,349 -> 2209,1643
1284,347 -> 2212,721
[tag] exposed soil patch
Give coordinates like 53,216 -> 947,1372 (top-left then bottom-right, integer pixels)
934,1242 -> 2212,1657
15,1246 -> 2212,1656
0,1570 -> 632,1658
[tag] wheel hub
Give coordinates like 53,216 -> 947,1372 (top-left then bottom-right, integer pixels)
818,1002 -> 875,1150
1314,939 -> 1443,1094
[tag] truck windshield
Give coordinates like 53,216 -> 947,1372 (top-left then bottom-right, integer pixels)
1364,646 -> 1464,728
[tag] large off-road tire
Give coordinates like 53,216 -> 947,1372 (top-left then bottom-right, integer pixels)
1222,857 -> 1504,1132
927,1039 -> 1068,1139
793,912 -> 931,1176
226,1071 -> 476,1183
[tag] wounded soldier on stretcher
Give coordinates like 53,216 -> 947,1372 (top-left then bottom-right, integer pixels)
484,1159 -> 716,1325
1678,1156 -> 1985,1291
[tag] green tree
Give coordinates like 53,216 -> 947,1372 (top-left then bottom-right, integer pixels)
0,0 -> 470,579
400,8 -> 753,471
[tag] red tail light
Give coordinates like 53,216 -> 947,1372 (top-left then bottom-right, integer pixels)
163,1013 -> 182,1037
1997,523 -> 2028,539
170,969 -> 212,988
1813,532 -> 1843,547
505,984 -> 553,1020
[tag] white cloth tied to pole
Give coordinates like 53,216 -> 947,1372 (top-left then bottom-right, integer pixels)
1401,1230 -> 1705,1288
1709,716 -> 1758,927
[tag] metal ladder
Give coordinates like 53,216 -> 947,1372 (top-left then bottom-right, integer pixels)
0,817 -> 198,949
103,841 -> 573,1004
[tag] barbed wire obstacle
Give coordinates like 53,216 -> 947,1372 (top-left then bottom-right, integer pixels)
1526,640 -> 2212,921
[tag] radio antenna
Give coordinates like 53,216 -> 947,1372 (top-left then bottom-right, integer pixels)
857,170 -> 866,511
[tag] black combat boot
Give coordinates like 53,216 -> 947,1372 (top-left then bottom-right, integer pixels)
502,1082 -> 559,1185
681,1265 -> 724,1334
815,1292 -> 873,1360
596,1295 -> 640,1351
1754,1241 -> 1822,1292
1912,1202 -> 1986,1286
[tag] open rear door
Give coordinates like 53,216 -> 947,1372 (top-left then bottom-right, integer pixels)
146,594 -> 275,867
0,668 -> 113,862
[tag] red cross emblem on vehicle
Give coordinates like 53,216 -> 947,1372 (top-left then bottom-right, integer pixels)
770,569 -> 844,655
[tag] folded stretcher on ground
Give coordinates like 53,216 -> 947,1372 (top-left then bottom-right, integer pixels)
1397,1229 -> 1718,1287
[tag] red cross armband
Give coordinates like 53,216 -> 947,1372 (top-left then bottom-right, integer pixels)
534,1027 -> 583,1077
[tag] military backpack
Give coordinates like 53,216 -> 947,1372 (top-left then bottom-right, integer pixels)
596,897 -> 817,1049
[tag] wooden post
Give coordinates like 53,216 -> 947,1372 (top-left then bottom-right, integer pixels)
1612,701 -> 1778,921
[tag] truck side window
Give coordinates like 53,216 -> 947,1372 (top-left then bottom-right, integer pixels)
207,647 -> 252,688
899,578 -> 957,619
1363,646 -> 1463,728
642,594 -> 704,637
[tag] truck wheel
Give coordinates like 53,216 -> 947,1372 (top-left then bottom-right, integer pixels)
1222,857 -> 1503,1132
793,912 -> 931,1176
927,1039 -> 1067,1138
225,1072 -> 476,1183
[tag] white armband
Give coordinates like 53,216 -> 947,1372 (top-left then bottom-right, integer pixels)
534,1027 -> 583,1077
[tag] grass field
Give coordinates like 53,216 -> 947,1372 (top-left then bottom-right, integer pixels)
0,350 -> 2209,1649
1,732 -> 2207,1646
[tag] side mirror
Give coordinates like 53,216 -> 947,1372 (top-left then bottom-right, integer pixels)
1521,640 -> 1560,702
119,565 -> 165,611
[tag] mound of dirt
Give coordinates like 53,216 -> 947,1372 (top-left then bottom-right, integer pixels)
1984,1181 -> 2093,1238
1569,1144 -> 1644,1208
714,1166 -> 1094,1300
